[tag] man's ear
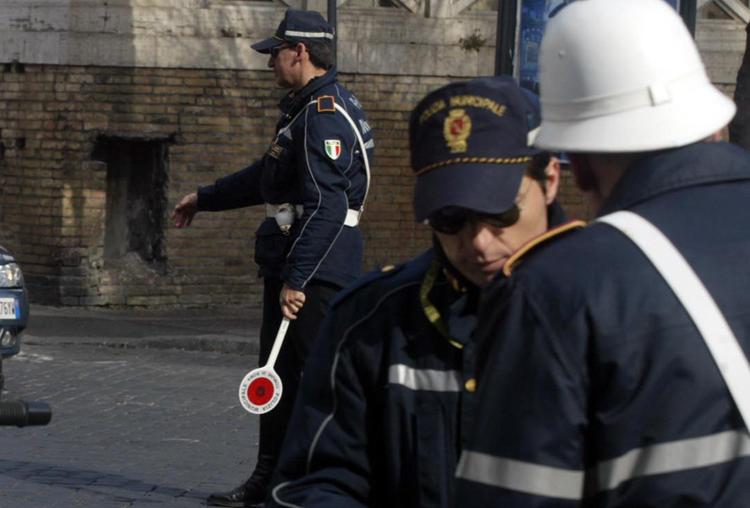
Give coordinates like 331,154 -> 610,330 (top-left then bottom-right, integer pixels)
543,156 -> 562,205
295,42 -> 307,61
706,129 -> 724,142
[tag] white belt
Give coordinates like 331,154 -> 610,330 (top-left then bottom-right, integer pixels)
265,203 -> 361,227
343,209 -> 361,227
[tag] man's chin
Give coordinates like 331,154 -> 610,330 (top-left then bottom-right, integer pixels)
481,259 -> 506,277
465,270 -> 500,289
274,75 -> 289,88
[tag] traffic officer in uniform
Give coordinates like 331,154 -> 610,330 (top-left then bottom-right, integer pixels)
266,76 -> 583,507
456,0 -> 750,506
171,9 -> 373,508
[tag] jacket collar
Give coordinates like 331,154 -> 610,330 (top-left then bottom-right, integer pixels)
599,142 -> 750,216
279,66 -> 338,116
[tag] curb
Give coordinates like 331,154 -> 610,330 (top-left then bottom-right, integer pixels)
23,334 -> 260,356
23,304 -> 262,356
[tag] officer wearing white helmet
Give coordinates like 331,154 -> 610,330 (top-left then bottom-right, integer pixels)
456,0 -> 750,506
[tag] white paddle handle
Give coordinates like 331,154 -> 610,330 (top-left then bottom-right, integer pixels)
265,317 -> 290,370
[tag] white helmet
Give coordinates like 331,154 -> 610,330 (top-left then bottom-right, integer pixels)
535,0 -> 736,153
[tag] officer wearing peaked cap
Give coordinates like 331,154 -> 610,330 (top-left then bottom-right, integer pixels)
170,9 -> 374,508
456,0 -> 750,506
267,76 -> 582,508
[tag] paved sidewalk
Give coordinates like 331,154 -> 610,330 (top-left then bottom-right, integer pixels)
22,304 -> 262,355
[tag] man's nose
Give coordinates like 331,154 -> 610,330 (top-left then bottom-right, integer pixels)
467,221 -> 497,253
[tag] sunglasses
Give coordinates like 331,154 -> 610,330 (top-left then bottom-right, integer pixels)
428,205 -> 521,235
270,44 -> 295,58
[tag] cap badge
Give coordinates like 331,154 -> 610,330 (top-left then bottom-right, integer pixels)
443,109 -> 471,153
324,139 -> 341,160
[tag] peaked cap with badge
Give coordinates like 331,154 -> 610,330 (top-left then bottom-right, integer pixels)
251,10 -> 335,54
410,76 -> 540,222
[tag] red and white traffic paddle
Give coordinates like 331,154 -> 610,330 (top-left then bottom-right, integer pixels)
238,317 -> 290,414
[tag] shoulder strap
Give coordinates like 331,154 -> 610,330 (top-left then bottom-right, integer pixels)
301,99 -> 372,215
333,103 -> 372,213
598,210 -> 750,432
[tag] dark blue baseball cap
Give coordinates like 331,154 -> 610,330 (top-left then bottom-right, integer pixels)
251,10 -> 334,54
410,76 -> 540,222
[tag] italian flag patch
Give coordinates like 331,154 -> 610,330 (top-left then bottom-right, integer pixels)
324,139 -> 342,160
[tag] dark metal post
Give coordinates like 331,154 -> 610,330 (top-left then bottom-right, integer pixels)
495,0 -> 518,76
679,0 -> 697,37
328,0 -> 338,65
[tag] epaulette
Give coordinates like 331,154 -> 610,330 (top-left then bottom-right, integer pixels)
502,220 -> 587,277
329,263 -> 406,309
316,95 -> 336,113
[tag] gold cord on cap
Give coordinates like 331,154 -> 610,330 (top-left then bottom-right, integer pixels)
415,156 -> 533,177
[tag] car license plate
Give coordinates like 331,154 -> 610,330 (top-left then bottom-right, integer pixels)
0,298 -> 17,319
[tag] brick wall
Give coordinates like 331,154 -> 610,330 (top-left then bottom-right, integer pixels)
0,65 -> 439,307
0,64 -> 593,308
0,2 -> 743,309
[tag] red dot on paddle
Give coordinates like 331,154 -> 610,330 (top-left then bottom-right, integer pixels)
248,377 -> 274,406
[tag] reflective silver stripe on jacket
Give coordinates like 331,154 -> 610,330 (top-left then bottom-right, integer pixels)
388,364 -> 461,392
457,429 -> 750,499
456,450 -> 584,500
596,429 -> 750,491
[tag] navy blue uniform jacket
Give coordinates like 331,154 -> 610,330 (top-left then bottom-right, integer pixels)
196,68 -> 373,290
456,142 -> 750,507
268,204 -> 571,508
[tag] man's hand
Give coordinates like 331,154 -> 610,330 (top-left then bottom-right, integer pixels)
171,192 -> 199,228
280,284 -> 306,320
